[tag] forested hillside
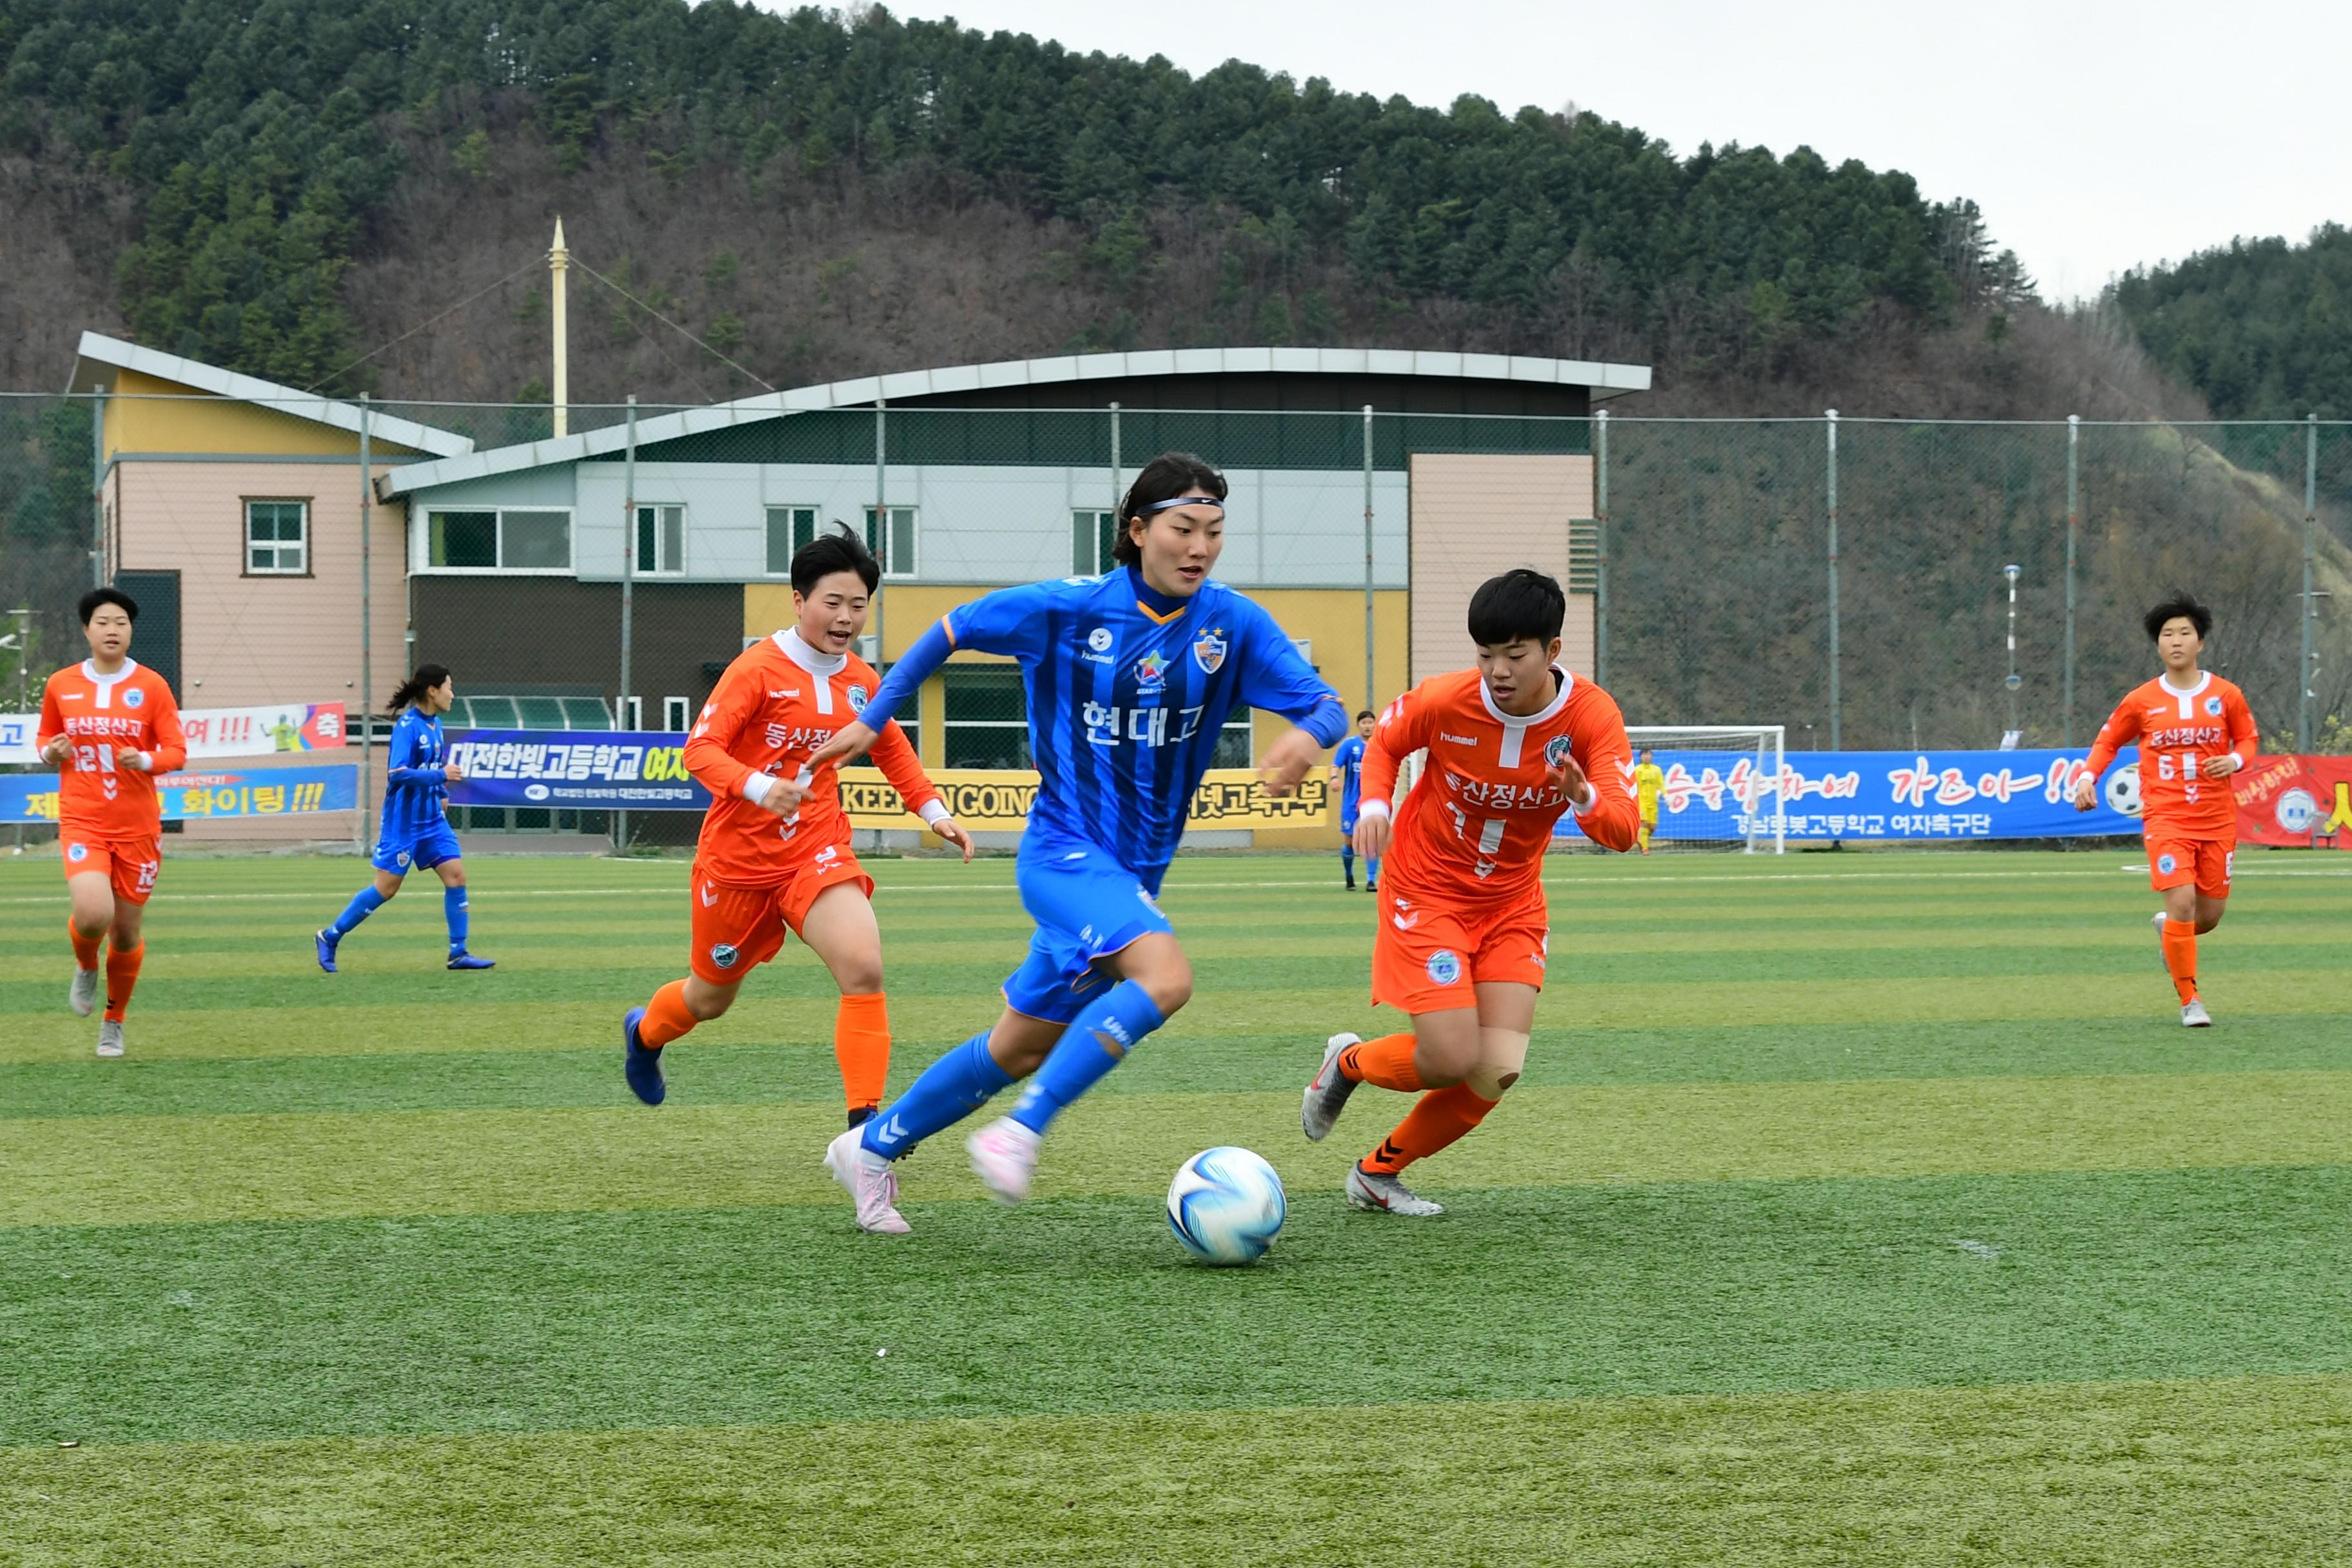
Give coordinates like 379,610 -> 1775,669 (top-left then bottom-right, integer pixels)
0,0 -> 2059,409
2113,225 -> 2352,422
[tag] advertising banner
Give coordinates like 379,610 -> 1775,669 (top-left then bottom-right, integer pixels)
444,731 -> 703,812
1559,748 -> 2144,842
0,765 -> 357,823
2230,754 -> 2352,847
0,702 -> 345,764
839,769 -> 1331,832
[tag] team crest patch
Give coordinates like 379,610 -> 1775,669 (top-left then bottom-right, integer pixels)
2157,853 -> 2178,875
395,850 -> 412,868
709,943 -> 741,970
1426,948 -> 1462,986
2204,696 -> 2223,716
66,842 -> 87,863
1544,735 -> 1574,767
847,685 -> 869,713
1134,651 -> 1170,695
1191,629 -> 1228,674
124,688 -> 144,708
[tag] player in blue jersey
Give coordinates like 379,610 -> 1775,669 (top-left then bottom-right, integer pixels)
1330,709 -> 1378,890
808,452 -> 1349,1232
314,664 -> 495,973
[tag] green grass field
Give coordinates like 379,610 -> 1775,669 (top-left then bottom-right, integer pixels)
3,847 -> 2350,1565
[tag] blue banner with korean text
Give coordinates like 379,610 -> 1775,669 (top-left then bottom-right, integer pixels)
444,730 -> 709,812
1555,748 -> 2147,842
0,765 -> 357,823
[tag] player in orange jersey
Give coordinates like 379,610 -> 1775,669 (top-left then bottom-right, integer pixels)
35,587 -> 186,1058
2073,591 -> 2257,1027
621,529 -> 974,1153
1300,569 -> 1640,1215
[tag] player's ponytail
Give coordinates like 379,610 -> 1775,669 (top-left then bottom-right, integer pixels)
1113,453 -> 1228,566
387,664 -> 451,714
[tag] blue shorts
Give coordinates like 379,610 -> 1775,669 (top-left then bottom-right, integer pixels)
999,839 -> 1176,1025
372,825 -> 464,876
1340,809 -> 1360,838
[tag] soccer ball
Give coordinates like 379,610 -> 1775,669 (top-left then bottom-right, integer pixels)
1166,1146 -> 1287,1266
2104,762 -> 2142,818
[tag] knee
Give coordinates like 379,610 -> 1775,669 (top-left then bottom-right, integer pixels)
375,878 -> 402,900
70,912 -> 108,941
443,868 -> 467,889
833,951 -> 885,995
1129,950 -> 1193,1015
686,988 -> 734,1022
1467,1066 -> 1521,1099
1413,1038 -> 1479,1089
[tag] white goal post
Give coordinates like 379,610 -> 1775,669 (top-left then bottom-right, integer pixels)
1625,725 -> 1788,854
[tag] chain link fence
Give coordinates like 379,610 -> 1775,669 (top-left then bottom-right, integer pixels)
5,389 -> 2348,849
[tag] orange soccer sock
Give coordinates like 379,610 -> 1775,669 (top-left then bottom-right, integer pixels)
1340,1032 -> 1425,1093
1361,1083 -> 1501,1175
102,943 -> 144,1023
638,979 -> 700,1049
68,920 -> 101,973
2161,919 -> 2199,1004
834,991 -> 892,1115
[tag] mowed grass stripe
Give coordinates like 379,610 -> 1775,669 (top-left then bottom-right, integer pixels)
5,1169 -> 2349,1444
5,1070 -> 2347,1227
5,1377 -> 2347,1567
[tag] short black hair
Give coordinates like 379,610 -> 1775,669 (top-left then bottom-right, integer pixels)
2143,591 -> 2213,642
1467,569 -> 1565,647
792,524 -> 880,596
79,587 -> 137,625
1355,709 -> 1375,722
1113,453 -> 1228,567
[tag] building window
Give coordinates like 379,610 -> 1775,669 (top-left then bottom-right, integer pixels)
663,696 -> 691,732
636,505 -> 685,574
943,665 -> 1027,769
427,509 -> 571,571
245,500 -> 309,574
765,506 -> 820,575
1073,509 -> 1117,576
1214,707 -> 1254,768
863,505 -> 917,578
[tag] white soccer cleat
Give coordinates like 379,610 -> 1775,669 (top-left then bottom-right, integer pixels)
2181,999 -> 2213,1028
823,1126 -> 912,1235
68,968 -> 97,1017
2151,910 -> 2167,937
95,1019 -> 125,1058
1346,1162 -> 1444,1217
1301,1032 -> 1361,1142
965,1117 -> 1042,1206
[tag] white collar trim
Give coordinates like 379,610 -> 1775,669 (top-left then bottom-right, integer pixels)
772,627 -> 848,678
1480,665 -> 1574,728
81,658 -> 138,708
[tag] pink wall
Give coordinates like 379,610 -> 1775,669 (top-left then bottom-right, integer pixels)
1407,453 -> 1596,685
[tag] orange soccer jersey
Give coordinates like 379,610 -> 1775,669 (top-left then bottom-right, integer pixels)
2081,672 -> 2257,841
683,628 -> 944,888
36,658 -> 186,840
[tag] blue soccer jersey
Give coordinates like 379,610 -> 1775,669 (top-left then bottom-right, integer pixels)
1334,734 -> 1366,828
378,709 -> 453,846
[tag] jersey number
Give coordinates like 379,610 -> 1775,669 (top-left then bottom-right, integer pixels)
1444,799 -> 1507,854
2155,750 -> 2199,780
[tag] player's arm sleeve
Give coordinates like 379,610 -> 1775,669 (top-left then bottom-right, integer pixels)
1357,684 -> 1440,819
144,687 -> 186,772
35,678 -> 63,755
384,716 -> 445,784
868,720 -> 953,827
2079,698 -> 2139,779
2228,688 -> 2259,768
1566,692 -> 1640,854
682,663 -> 763,801
855,584 -> 1053,735
1233,603 -> 1349,747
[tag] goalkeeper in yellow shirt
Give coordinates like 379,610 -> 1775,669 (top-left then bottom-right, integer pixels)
1632,748 -> 1665,854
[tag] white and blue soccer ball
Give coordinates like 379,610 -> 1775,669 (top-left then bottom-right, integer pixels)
1166,1146 -> 1286,1266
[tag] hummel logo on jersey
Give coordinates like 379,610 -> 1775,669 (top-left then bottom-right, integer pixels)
60,692 -> 83,700
1391,909 -> 1421,930
1440,732 -> 1478,746
700,883 -> 719,907
769,689 -> 798,699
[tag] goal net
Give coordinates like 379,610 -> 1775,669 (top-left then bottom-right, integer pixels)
1587,724 -> 1788,854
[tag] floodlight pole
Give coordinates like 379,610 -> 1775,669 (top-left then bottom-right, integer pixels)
550,219 -> 570,439
1362,404 -> 1376,716
1825,409 -> 1841,751
2003,562 -> 2022,736
358,395 -> 373,856
874,398 -> 887,672
1594,407 -> 1610,688
2064,414 -> 2079,746
2304,412 -> 2319,749
616,394 -> 637,854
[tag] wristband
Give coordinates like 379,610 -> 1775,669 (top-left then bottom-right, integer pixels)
918,799 -> 953,829
1357,799 -> 1392,821
740,774 -> 774,805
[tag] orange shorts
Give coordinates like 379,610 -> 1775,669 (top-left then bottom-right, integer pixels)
1370,883 -> 1550,1014
688,847 -> 874,985
60,832 -> 162,905
2148,836 -> 2233,898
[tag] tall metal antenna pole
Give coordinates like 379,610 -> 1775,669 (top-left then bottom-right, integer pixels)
550,219 -> 571,439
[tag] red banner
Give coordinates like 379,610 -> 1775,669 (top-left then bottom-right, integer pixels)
2231,755 -> 2352,847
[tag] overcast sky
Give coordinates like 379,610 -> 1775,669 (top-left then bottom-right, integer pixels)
838,0 -> 2349,303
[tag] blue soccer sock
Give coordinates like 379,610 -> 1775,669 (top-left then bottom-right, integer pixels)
1010,980 -> 1167,1135
444,886 -> 470,954
861,1032 -> 1012,1161
1368,856 -> 1382,885
329,885 -> 387,937
1341,846 -> 1355,881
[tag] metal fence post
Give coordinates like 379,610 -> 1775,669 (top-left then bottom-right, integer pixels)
2064,414 -> 2079,746
90,391 -> 105,587
1362,404 -> 1376,714
358,394 -> 373,856
1825,408 -> 1841,751
616,394 -> 637,854
1109,400 -> 1122,522
2305,411 -> 2319,748
873,398 -> 887,665
1594,407 -> 1610,689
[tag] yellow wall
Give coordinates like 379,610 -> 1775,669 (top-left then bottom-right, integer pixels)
102,368 -> 429,459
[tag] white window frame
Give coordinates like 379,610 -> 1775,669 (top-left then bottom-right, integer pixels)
1073,508 -> 1117,576
418,507 -> 574,574
244,499 -> 309,576
623,695 -> 644,730
634,504 -> 686,576
863,505 -> 918,580
662,696 -> 691,732
765,505 -> 821,576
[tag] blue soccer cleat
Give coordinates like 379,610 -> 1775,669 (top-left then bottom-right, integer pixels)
314,929 -> 340,974
623,1007 -> 665,1105
446,952 -> 496,971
